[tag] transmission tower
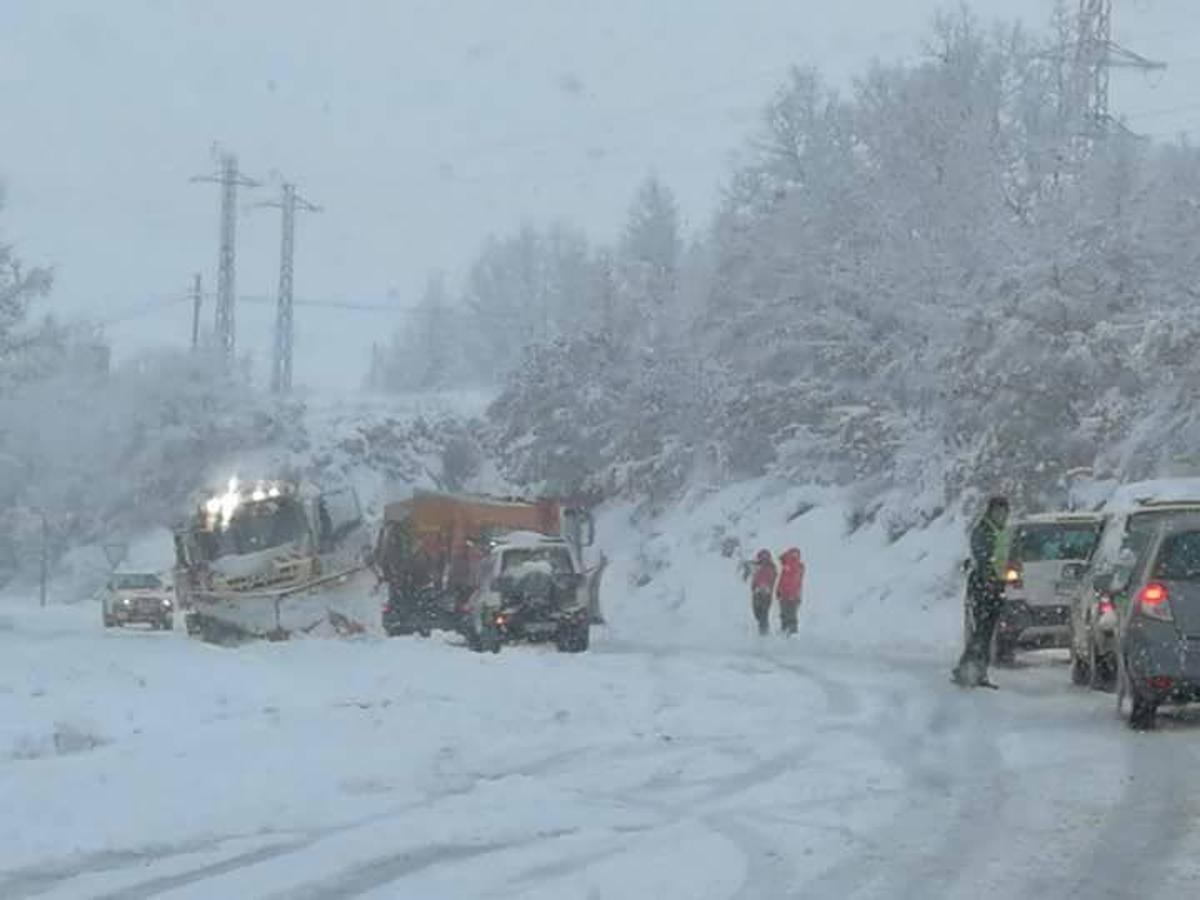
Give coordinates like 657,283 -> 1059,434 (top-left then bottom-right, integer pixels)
256,182 -> 321,393
191,153 -> 259,364
1071,0 -> 1165,140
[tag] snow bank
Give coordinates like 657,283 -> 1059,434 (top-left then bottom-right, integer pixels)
597,479 -> 967,656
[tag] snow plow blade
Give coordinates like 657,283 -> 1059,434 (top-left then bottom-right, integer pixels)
185,565 -> 378,643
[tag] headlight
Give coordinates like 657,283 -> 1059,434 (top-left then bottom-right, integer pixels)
120,597 -> 132,606
162,598 -> 173,608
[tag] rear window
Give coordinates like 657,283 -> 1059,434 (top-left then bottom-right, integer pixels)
1012,523 -> 1100,563
1154,531 -> 1200,581
501,548 -> 574,575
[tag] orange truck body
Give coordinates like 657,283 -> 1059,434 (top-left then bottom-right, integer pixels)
380,490 -> 566,590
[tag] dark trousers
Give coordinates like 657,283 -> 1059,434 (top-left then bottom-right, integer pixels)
780,598 -> 799,634
752,590 -> 772,634
955,573 -> 1002,682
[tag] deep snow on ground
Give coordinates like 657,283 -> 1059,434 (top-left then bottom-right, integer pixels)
5,481 -> 1200,898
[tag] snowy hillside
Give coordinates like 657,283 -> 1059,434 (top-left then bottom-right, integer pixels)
599,481 -> 967,655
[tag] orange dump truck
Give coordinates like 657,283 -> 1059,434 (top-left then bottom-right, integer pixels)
376,490 -> 594,636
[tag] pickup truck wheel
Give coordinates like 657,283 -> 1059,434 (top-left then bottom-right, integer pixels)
556,622 -> 590,653
467,628 -> 484,653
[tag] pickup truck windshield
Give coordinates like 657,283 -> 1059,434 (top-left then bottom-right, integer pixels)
1012,523 -> 1100,562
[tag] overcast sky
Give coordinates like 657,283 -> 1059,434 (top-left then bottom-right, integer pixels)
2,0 -> 1197,389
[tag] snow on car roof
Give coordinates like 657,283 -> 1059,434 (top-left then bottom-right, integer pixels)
1101,478 -> 1200,512
493,531 -> 567,550
1015,512 -> 1103,525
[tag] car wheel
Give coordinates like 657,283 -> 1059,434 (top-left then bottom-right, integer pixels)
1129,693 -> 1158,731
1090,642 -> 1116,692
556,622 -> 590,653
993,637 -> 1016,666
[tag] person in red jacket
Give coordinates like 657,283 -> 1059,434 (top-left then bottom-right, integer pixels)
749,549 -> 777,635
776,548 -> 805,635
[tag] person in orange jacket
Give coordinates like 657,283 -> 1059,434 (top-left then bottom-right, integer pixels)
749,549 -> 777,635
776,548 -> 805,635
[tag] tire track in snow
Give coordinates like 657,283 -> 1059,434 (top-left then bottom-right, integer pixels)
0,739 -> 643,900
97,837 -> 317,900
796,669 -> 1010,899
266,832 -> 575,900
1068,717 -> 1199,900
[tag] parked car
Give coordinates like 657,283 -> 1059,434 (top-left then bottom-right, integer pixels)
463,533 -> 591,653
102,572 -> 175,630
1070,499 -> 1200,690
994,513 -> 1103,664
1113,513 -> 1200,729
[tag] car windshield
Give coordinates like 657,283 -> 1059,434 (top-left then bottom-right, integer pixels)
197,497 -> 310,559
1154,531 -> 1200,581
1012,523 -> 1100,562
501,547 -> 574,575
113,573 -> 162,590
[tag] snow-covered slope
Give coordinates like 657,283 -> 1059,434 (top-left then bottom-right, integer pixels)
599,480 -> 967,656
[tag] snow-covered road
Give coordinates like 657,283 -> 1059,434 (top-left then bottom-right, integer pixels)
4,605 -> 1200,899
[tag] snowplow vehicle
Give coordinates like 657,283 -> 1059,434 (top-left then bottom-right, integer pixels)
465,533 -> 590,653
375,490 -> 598,643
173,478 -> 373,642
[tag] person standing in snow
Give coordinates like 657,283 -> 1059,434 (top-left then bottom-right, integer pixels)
749,549 -> 777,635
952,495 -> 1011,688
776,548 -> 805,635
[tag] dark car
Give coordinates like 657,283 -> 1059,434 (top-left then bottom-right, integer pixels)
1072,501 -> 1200,691
1115,514 -> 1200,729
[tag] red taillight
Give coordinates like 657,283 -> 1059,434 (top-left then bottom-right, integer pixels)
1097,598 -> 1114,616
1147,675 -> 1175,693
1135,582 -> 1173,622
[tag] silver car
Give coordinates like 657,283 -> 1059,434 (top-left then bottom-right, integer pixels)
1115,514 -> 1200,729
102,571 -> 175,630
994,513 -> 1103,664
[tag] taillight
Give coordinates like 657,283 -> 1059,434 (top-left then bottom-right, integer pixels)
1135,582 -> 1173,622
1147,675 -> 1175,694
1097,598 -> 1114,616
